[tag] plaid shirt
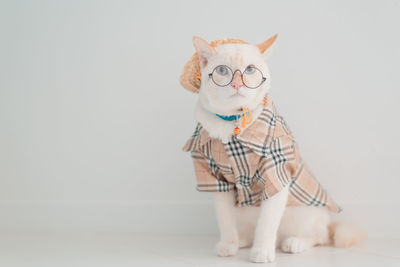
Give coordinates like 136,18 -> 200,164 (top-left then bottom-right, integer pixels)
183,97 -> 341,213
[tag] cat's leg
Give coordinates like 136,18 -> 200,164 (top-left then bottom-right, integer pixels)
234,206 -> 259,248
213,191 -> 239,256
249,186 -> 289,263
238,223 -> 255,248
278,206 -> 331,254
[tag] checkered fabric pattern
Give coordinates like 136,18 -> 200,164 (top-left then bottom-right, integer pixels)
183,96 -> 341,213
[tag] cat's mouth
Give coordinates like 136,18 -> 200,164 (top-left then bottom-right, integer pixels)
230,92 -> 245,98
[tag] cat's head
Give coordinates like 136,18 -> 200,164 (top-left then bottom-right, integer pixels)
190,35 -> 277,115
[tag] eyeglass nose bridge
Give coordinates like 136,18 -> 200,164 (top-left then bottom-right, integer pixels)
230,69 -> 245,86
232,69 -> 243,77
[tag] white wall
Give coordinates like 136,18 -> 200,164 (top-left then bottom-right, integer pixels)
1,0 -> 399,237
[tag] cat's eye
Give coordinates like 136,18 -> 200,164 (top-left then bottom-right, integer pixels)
244,65 -> 256,74
215,65 -> 229,76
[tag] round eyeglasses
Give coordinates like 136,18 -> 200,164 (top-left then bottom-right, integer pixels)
208,65 -> 266,89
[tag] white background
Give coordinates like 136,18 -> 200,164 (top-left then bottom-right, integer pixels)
1,0 -> 399,237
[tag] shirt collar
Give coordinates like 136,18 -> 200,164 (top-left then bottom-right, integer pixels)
183,96 -> 286,155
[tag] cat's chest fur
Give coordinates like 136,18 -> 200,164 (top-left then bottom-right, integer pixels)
195,101 -> 264,144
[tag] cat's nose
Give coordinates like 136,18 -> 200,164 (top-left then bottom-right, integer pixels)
232,83 -> 242,90
231,73 -> 243,90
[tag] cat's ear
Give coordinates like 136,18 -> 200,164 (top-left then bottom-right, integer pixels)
192,36 -> 216,68
257,34 -> 278,60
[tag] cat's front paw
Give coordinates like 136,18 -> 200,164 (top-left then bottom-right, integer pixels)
250,246 -> 276,263
281,237 -> 310,254
216,241 -> 239,257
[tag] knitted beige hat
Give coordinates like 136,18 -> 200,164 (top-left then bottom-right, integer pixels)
179,38 -> 248,93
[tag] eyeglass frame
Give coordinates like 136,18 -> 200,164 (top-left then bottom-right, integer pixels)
207,65 -> 267,89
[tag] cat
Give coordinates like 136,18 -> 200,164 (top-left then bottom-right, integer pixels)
181,35 -> 366,263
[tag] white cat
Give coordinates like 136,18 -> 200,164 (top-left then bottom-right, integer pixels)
182,35 -> 365,263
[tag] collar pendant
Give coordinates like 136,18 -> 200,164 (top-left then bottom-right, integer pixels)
233,126 -> 241,135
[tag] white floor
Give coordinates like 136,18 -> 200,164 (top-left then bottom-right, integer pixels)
0,232 -> 399,267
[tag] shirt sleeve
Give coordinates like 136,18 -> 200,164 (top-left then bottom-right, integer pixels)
190,149 -> 235,192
